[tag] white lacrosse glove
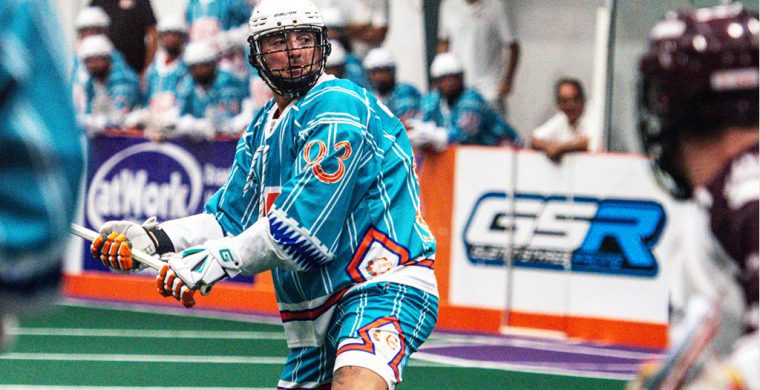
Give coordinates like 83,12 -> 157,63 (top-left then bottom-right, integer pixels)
685,362 -> 749,390
156,237 -> 243,308
228,106 -> 253,135
91,217 -> 171,272
406,119 -> 449,152
81,114 -> 109,136
124,108 -> 149,129
155,217 -> 295,308
155,107 -> 180,132
177,114 -> 216,142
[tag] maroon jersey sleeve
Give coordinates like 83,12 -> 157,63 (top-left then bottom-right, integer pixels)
706,143 -> 759,327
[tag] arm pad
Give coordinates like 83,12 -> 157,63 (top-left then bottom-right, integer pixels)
160,214 -> 225,253
232,217 -> 295,275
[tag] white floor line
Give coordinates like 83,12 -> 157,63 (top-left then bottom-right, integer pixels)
55,298 -> 644,379
60,299 -> 658,360
34,325 -> 656,366
0,387 -> 269,390
0,353 -> 286,364
9,328 -> 286,340
0,352 -> 445,368
411,352 -> 635,381
59,299 -> 283,326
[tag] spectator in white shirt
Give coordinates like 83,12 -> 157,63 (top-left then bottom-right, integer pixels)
531,78 -> 598,163
437,0 -> 520,115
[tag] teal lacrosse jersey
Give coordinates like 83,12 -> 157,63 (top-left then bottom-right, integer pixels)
205,75 -> 438,347
143,55 -> 189,106
422,87 -> 522,146
177,69 -> 245,122
78,62 -> 141,116
0,0 -> 84,287
381,83 -> 422,123
185,0 -> 252,38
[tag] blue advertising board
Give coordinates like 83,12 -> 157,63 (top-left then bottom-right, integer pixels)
82,135 -> 252,283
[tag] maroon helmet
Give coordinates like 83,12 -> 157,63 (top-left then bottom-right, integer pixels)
638,4 -> 759,199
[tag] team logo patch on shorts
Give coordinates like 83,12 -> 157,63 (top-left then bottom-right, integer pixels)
370,325 -> 402,355
347,228 -> 409,282
337,316 -> 406,382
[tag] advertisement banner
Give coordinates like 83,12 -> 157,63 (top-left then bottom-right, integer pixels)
81,136 -> 253,283
451,147 -> 681,326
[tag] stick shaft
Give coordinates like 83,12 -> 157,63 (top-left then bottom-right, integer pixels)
69,223 -> 165,271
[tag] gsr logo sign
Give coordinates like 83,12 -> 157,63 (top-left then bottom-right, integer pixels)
463,192 -> 667,277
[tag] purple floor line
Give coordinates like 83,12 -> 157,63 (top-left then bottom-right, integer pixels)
419,331 -> 667,378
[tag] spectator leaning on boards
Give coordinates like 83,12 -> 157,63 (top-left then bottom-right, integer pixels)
531,78 -> 600,163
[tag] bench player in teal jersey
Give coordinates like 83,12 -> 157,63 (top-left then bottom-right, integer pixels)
91,0 -> 439,388
364,47 -> 422,126
185,0 -> 252,44
417,52 -> 521,148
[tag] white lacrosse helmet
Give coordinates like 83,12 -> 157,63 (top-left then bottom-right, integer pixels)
76,7 -> 111,30
247,0 -> 331,98
78,35 -> 114,60
157,15 -> 188,34
430,52 -> 464,79
183,41 -> 218,66
321,6 -> 347,29
364,48 -> 395,71
326,39 -> 346,67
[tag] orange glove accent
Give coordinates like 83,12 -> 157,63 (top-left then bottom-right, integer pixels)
157,265 -> 171,297
91,233 -> 106,264
91,220 -> 162,272
91,231 -> 137,271
156,264 -> 196,308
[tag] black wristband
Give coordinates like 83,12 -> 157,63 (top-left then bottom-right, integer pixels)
143,225 -> 175,254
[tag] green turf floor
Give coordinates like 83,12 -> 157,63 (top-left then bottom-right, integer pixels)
0,303 -> 625,389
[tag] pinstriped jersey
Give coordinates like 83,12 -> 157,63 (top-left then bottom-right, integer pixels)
177,69 -> 245,122
422,87 -> 521,146
143,53 -> 189,106
76,62 -> 141,117
205,76 -> 437,346
344,52 -> 369,90
380,83 -> 421,123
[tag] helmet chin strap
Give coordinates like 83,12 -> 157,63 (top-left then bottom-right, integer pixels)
269,73 -> 321,99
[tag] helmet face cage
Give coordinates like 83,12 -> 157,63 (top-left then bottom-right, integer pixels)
248,26 -> 331,99
638,76 -> 694,200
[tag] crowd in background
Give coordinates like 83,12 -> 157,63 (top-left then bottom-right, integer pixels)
73,0 -> 597,160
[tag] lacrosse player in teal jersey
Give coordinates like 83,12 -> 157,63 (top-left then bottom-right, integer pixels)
91,0 -> 439,388
0,0 -> 85,350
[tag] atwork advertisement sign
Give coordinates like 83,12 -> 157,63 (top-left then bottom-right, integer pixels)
449,147 -> 679,324
81,136 -> 240,277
